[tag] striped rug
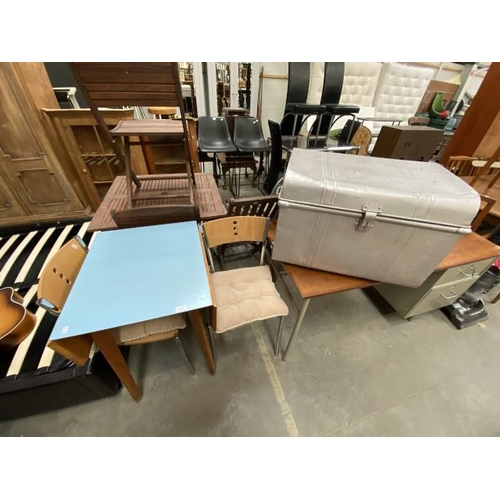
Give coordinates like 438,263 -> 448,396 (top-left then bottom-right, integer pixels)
0,219 -> 96,385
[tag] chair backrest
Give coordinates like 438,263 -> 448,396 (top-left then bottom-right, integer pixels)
347,125 -> 372,156
337,119 -> 361,144
471,194 -> 496,232
69,62 -> 193,171
233,116 -> 268,151
263,120 -> 287,194
280,63 -> 311,138
226,196 -> 279,219
286,62 -> 310,104
37,236 -> 88,316
110,204 -> 200,229
202,216 -> 270,271
444,155 -> 477,176
197,116 -> 234,152
321,62 -> 344,104
69,62 -> 184,108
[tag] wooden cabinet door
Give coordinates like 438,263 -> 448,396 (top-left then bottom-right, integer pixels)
0,63 -> 86,220
0,177 -> 27,218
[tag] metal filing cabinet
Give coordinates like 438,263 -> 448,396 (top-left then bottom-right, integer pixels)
376,256 -> 497,318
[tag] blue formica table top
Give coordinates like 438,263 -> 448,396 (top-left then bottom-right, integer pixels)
50,221 -> 212,341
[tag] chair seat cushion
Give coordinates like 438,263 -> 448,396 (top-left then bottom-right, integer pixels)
115,314 -> 186,344
211,265 -> 288,334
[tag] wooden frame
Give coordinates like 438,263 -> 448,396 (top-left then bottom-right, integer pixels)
68,62 -> 196,209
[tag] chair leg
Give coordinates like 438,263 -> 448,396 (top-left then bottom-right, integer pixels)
274,315 -> 286,357
175,336 -> 196,375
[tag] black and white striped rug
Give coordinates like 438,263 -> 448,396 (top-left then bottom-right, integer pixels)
0,219 -> 96,386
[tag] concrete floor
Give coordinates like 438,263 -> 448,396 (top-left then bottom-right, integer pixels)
1,170 -> 500,437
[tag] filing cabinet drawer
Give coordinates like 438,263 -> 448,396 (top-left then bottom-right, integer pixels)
433,258 -> 495,287
407,278 -> 479,317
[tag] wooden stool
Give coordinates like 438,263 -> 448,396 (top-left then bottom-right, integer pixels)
148,106 -> 178,119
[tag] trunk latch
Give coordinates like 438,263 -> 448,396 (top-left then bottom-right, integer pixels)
356,202 -> 382,231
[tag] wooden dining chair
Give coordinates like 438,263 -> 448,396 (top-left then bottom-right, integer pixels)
201,216 -> 289,360
69,62 -> 195,186
471,195 -> 497,232
37,235 -> 195,374
443,155 -> 478,177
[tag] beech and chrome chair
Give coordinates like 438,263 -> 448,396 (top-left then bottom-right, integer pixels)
37,235 -> 195,374
201,216 -> 289,360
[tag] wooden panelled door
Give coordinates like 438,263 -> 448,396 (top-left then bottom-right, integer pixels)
0,63 -> 89,226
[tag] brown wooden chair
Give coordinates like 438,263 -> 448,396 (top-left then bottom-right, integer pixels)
347,125 -> 372,156
69,62 -> 195,194
201,216 -> 289,360
471,194 -> 497,232
444,155 -> 478,176
110,204 -> 200,229
37,235 -> 195,374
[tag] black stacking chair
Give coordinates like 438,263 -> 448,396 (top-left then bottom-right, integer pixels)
197,116 -> 237,185
263,120 -> 291,195
232,116 -> 272,197
307,62 -> 360,148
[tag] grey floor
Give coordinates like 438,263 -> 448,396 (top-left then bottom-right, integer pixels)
1,168 -> 500,437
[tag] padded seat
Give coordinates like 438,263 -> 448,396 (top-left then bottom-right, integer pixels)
115,314 -> 186,344
324,103 -> 360,115
211,265 -> 289,334
284,103 -> 326,115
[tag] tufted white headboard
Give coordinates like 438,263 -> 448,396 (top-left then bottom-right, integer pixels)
371,62 -> 434,136
341,62 -> 383,107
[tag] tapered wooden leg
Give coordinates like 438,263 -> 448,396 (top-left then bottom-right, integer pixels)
188,309 -> 216,375
91,329 -> 142,401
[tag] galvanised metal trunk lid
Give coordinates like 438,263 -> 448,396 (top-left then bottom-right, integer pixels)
273,149 -> 481,287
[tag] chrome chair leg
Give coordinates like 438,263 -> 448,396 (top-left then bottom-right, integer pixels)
274,315 -> 286,357
175,336 -> 196,375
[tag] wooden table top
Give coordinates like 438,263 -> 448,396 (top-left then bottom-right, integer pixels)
111,119 -> 184,136
281,232 -> 500,299
88,173 -> 227,232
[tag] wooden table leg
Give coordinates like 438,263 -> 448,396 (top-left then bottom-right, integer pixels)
188,309 -> 216,375
91,329 -> 142,401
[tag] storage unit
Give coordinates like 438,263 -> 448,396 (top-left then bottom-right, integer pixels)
272,149 -> 481,287
376,255 -> 498,318
371,125 -> 443,162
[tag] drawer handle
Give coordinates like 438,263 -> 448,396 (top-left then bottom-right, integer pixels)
440,290 -> 458,300
458,265 -> 476,278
